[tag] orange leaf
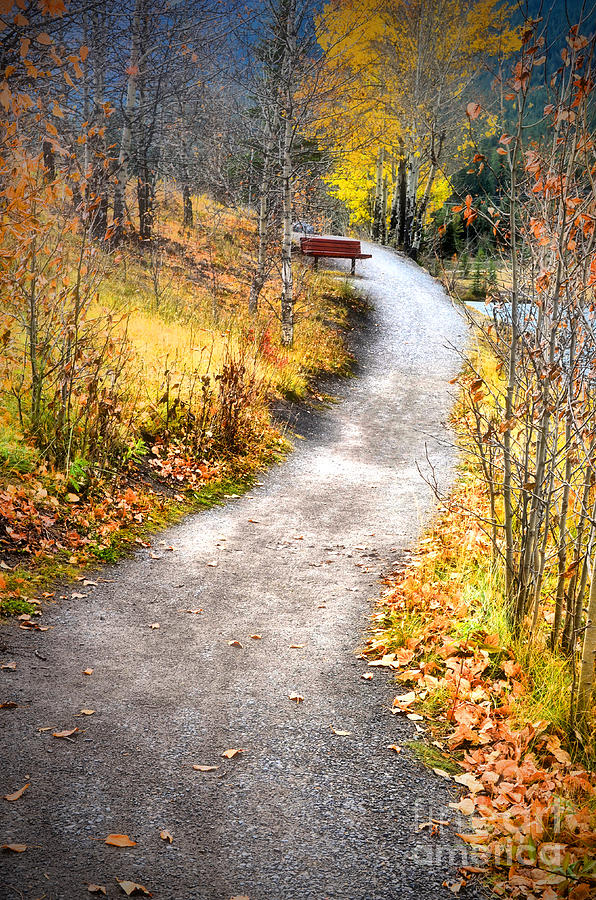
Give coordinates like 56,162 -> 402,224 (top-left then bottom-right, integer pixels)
3,783 -> 30,802
104,833 -> 136,847
52,727 -> 79,739
222,748 -> 246,759
466,101 -> 482,120
116,880 -> 151,896
35,32 -> 53,45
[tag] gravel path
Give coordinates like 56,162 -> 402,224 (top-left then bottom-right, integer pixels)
0,245 -> 478,900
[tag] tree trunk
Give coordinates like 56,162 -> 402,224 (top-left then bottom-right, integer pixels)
182,182 -> 193,228
280,110 -> 294,346
371,146 -> 384,241
279,0 -> 296,346
577,557 -> 596,718
112,0 -> 142,243
249,125 -> 276,314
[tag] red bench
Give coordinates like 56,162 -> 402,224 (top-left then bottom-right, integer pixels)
300,236 -> 372,275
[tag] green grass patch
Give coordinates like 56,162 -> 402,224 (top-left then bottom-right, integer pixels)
406,740 -> 460,775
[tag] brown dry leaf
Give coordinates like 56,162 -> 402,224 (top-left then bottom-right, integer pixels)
0,701 -> 18,709
444,878 -> 466,895
454,772 -> 484,794
87,885 -> 107,895
432,768 -> 452,780
53,727 -> 79,739
4,783 -> 30,802
387,744 -> 402,754
222,748 -> 246,759
192,765 -> 219,772
289,644 -> 304,649
1,661 -> 16,670
83,668 -> 93,675
227,640 -> 243,648
450,797 -> 475,815
148,623 -> 160,630
1,843 -> 27,853
406,713 -> 424,721
104,833 -> 137,847
330,726 -> 352,736
160,830 -> 173,843
116,879 -> 151,896
361,673 -> 373,681
78,709 -> 95,716
288,693 -> 304,703
250,634 -> 261,640
230,896 -> 250,900
205,561 -> 218,567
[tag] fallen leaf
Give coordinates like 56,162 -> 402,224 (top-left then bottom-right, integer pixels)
71,592 -> 86,599
449,797 -> 475,815
387,744 -> 402,754
149,623 -> 160,630
1,843 -> 27,853
330,726 -> 352,736
454,772 -> 484,794
0,701 -> 18,709
83,580 -> 98,587
183,608 -> 204,615
222,748 -> 247,759
53,727 -> 79,739
3,783 -> 30,802
78,709 -> 95,716
289,644 -> 304,649
116,879 -> 151,896
406,713 -> 424,721
250,634 -> 261,640
83,668 -> 93,675
160,830 -> 173,843
192,765 -> 219,772
66,492 -> 80,502
288,693 -> 304,703
105,833 -> 137,847
361,672 -> 373,680
227,640 -> 243,648
205,561 -> 218,567
432,768 -> 452,780
230,896 -> 250,900
87,885 -> 107,895
1,662 -> 16,670
444,878 -> 466,894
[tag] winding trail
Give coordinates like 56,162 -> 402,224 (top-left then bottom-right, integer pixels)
1,245 -> 476,900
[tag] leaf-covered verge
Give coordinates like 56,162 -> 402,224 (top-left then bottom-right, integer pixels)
0,192 -> 360,615
364,342 -> 596,900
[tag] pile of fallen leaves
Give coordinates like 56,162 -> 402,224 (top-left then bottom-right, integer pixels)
365,481 -> 596,899
0,474 -> 153,564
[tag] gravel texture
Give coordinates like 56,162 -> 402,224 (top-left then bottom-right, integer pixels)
0,245 -> 484,900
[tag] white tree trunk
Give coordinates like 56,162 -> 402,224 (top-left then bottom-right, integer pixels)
577,560 -> 596,718
280,0 -> 296,346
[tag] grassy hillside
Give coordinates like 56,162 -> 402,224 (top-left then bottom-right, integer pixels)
0,188 -> 359,615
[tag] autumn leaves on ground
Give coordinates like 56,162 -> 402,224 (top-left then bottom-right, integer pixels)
0,189 -> 355,609
2,0 -> 596,898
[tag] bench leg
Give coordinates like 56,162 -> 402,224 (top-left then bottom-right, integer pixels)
350,258 -> 356,276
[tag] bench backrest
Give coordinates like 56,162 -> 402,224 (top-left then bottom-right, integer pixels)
300,236 -> 362,254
